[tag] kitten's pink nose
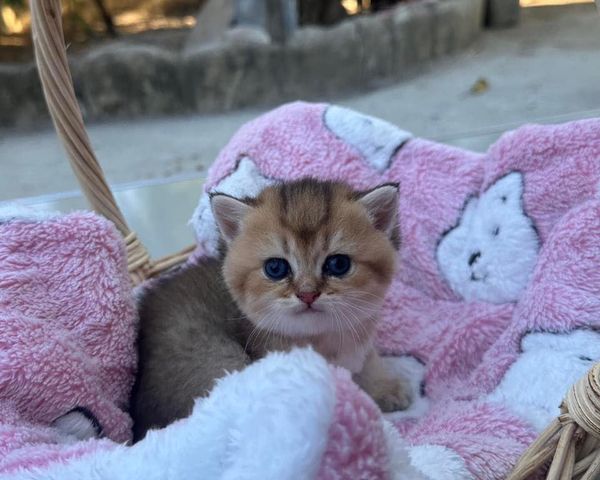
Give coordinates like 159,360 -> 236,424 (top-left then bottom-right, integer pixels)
297,291 -> 321,306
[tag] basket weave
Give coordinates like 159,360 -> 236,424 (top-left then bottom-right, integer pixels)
30,0 -> 194,285
28,1 -> 600,477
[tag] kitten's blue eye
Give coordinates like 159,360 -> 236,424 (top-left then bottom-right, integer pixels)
323,254 -> 351,277
264,258 -> 290,280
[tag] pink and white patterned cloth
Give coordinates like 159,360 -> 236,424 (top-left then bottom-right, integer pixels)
189,101 -> 600,478
0,210 -> 136,475
2,101 -> 600,479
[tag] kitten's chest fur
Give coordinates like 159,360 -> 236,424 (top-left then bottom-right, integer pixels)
255,323 -> 375,373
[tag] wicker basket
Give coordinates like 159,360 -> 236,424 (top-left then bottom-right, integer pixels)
29,0 -> 194,286
28,1 -> 600,478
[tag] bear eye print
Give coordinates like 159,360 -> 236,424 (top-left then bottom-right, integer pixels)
492,226 -> 500,237
579,355 -> 593,362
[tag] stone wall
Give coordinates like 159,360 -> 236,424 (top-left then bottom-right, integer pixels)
0,0 -> 484,128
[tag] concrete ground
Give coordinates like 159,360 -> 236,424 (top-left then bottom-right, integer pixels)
1,3 -> 599,257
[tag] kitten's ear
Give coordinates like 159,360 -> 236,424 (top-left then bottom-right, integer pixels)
357,183 -> 399,237
210,193 -> 253,243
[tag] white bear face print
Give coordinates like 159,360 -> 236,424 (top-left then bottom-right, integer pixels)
190,157 -> 274,256
436,173 -> 539,304
324,105 -> 412,172
488,329 -> 600,431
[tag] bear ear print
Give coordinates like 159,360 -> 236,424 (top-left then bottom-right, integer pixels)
487,172 -> 524,206
437,195 -> 478,245
209,157 -> 275,204
460,196 -> 479,226
324,105 -> 412,173
220,157 -> 271,189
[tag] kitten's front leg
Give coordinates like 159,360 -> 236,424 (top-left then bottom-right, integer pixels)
353,348 -> 412,412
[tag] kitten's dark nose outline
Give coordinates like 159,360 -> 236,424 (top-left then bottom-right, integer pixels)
297,291 -> 321,306
468,251 -> 481,266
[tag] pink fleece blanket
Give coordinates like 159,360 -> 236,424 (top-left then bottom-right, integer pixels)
190,101 -> 600,478
0,210 -> 137,474
3,102 -> 600,480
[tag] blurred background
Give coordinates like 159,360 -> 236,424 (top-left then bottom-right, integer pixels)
0,0 -> 598,256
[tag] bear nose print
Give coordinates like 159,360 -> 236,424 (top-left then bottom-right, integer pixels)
468,251 -> 481,266
297,291 -> 321,306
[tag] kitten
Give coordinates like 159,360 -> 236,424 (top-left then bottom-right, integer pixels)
131,179 -> 411,440
131,258 -> 250,441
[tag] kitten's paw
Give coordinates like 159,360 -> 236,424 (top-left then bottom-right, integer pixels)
374,378 -> 413,412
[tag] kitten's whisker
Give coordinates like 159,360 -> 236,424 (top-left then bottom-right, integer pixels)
345,290 -> 386,300
331,307 -> 344,358
260,317 -> 275,350
244,308 -> 277,354
336,297 -> 380,316
341,302 -> 374,334
341,298 -> 384,312
330,302 -> 361,347
328,300 -> 372,344
342,308 -> 367,340
244,324 -> 262,354
339,293 -> 382,309
236,303 -> 272,338
345,304 -> 378,318
350,314 -> 371,340
249,307 -> 279,354
263,314 -> 282,352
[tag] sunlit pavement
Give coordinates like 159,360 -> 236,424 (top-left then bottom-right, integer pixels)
1,3 -> 598,257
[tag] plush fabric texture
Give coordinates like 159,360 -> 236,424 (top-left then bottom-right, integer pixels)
317,368 -> 388,480
0,211 -> 137,474
188,102 -> 600,479
5,349 -> 413,480
4,102 -> 600,479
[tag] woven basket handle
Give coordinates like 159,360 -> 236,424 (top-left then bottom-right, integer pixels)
30,0 -> 150,284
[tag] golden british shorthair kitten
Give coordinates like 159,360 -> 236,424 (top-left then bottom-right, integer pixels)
131,179 -> 411,440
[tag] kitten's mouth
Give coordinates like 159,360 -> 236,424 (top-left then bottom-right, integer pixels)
296,305 -> 322,314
